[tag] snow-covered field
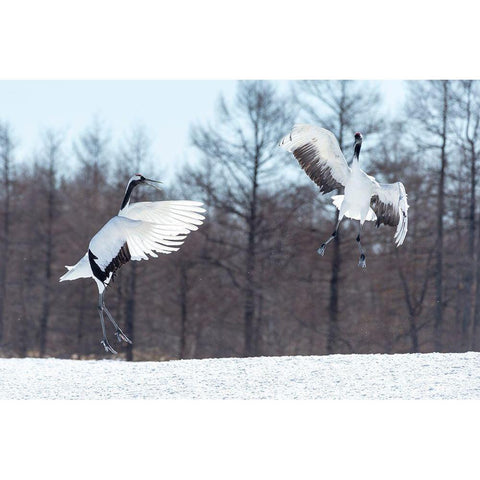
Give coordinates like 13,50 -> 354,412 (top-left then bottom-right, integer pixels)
1,352 -> 480,399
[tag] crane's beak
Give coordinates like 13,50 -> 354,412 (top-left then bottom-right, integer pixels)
144,178 -> 163,191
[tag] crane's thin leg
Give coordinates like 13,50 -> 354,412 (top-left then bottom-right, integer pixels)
357,223 -> 366,268
98,293 -> 117,354
318,218 -> 342,256
103,303 -> 132,344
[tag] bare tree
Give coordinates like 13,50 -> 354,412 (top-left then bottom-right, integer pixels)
369,120 -> 435,352
190,81 -> 294,356
35,130 -> 63,356
451,81 -> 480,349
0,122 -> 15,348
407,80 -> 452,351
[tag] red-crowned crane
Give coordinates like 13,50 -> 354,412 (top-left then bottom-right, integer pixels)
60,174 -> 205,354
279,125 -> 408,267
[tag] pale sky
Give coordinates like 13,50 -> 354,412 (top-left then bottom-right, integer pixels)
0,80 -> 406,180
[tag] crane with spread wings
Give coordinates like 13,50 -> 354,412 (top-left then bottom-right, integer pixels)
280,125 -> 408,267
60,174 -> 205,353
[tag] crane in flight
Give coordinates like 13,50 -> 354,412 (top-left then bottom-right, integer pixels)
60,174 -> 205,354
279,125 -> 408,267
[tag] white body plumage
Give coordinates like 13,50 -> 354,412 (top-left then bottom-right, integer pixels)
336,161 -> 377,224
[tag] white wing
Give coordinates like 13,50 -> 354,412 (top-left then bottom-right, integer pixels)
89,216 -> 191,271
62,201 -> 205,285
120,200 -> 205,231
279,124 -> 351,193
370,181 -> 409,246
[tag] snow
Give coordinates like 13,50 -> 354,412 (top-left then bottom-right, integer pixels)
1,352 -> 480,400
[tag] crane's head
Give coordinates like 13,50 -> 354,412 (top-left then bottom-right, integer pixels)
120,174 -> 163,211
353,132 -> 363,161
128,174 -> 163,191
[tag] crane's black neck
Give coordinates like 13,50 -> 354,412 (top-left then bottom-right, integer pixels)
353,143 -> 362,162
120,179 -> 141,211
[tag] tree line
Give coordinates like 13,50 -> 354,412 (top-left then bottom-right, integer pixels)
0,80 -> 479,360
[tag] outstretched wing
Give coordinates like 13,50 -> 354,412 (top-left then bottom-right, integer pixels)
120,200 -> 205,231
88,209 -> 202,285
370,182 -> 409,246
279,124 -> 350,194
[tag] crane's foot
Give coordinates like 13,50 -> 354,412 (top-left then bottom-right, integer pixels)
101,338 -> 118,354
358,254 -> 366,268
317,244 -> 326,256
115,329 -> 132,344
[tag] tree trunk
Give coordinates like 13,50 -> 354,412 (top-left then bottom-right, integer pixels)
461,85 -> 477,350
0,210 -> 8,346
244,155 -> 259,357
179,261 -> 188,359
461,147 -> 476,349
327,210 -> 341,354
327,118 -> 344,355
244,228 -> 256,356
472,215 -> 480,350
38,240 -> 52,356
125,262 -> 137,361
254,280 -> 264,355
408,314 -> 419,353
76,284 -> 87,357
0,129 -> 12,346
434,81 -> 448,351
39,174 -> 55,356
464,83 -> 478,350
18,259 -> 33,357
